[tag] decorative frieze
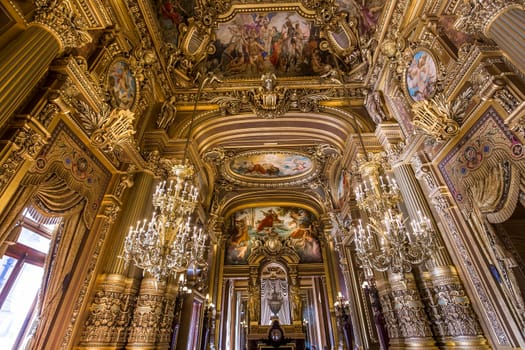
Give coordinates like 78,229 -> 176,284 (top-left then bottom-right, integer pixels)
127,281 -> 167,344
80,275 -> 137,345
390,275 -> 433,338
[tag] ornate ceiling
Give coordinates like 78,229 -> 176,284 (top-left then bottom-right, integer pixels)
129,0 -> 389,222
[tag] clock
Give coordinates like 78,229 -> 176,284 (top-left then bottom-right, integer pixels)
270,328 -> 283,342
266,320 -> 286,346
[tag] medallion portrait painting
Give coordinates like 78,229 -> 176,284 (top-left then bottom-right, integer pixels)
230,152 -> 313,178
225,207 -> 322,265
107,60 -> 136,110
406,50 -> 438,101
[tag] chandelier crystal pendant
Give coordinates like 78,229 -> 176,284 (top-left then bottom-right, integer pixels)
122,162 -> 205,281
353,153 -> 436,275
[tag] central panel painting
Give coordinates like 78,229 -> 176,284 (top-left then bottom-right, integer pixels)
207,12 -> 334,78
225,206 -> 322,264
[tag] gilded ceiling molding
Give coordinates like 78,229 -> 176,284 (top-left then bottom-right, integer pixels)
209,84 -> 336,118
33,0 -> 92,53
51,56 -> 106,112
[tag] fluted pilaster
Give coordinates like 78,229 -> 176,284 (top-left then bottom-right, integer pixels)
0,26 -> 59,129
486,7 -> 525,73
102,171 -> 155,275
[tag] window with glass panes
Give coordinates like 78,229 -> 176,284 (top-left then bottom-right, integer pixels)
0,211 -> 58,350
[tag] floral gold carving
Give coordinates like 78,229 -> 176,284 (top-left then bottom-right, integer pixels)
14,126 -> 47,160
411,89 -> 472,141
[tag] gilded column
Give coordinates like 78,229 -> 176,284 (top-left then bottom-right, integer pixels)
0,0 -> 91,127
455,1 -> 525,73
387,273 -> 437,350
125,277 -> 167,350
79,171 -> 155,348
392,160 -> 489,348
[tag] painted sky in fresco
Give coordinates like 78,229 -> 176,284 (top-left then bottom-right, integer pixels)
225,206 -> 322,264
230,153 -> 312,178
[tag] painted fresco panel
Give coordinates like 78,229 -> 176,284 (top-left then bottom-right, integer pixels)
230,153 -> 312,178
156,0 -> 195,45
406,50 -> 438,101
207,12 -> 340,78
337,169 -> 351,208
225,206 -> 322,264
335,0 -> 385,34
107,60 -> 136,110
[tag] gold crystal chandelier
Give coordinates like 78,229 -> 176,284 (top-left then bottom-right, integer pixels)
353,152 -> 435,275
121,76 -> 216,281
122,165 -> 206,280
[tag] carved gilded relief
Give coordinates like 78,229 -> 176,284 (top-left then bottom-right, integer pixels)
28,122 -> 111,228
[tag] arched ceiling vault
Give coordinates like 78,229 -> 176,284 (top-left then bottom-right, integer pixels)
173,107 -> 375,156
161,104 -> 374,216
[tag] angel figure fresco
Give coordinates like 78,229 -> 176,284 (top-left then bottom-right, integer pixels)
257,209 -> 282,232
406,51 -> 437,101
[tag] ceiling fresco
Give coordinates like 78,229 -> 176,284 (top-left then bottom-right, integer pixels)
206,12 -> 336,78
229,151 -> 313,179
153,0 -> 387,83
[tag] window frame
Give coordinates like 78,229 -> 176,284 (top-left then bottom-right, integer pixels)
0,214 -> 56,350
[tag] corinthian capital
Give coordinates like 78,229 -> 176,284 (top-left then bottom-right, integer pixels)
33,0 -> 92,51
455,0 -> 524,36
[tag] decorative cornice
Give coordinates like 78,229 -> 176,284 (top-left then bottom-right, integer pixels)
454,1 -> 524,37
33,0 -> 92,53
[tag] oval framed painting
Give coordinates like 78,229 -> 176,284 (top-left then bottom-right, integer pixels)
107,59 -> 137,110
228,151 -> 314,180
405,49 -> 438,102
223,150 -> 321,187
